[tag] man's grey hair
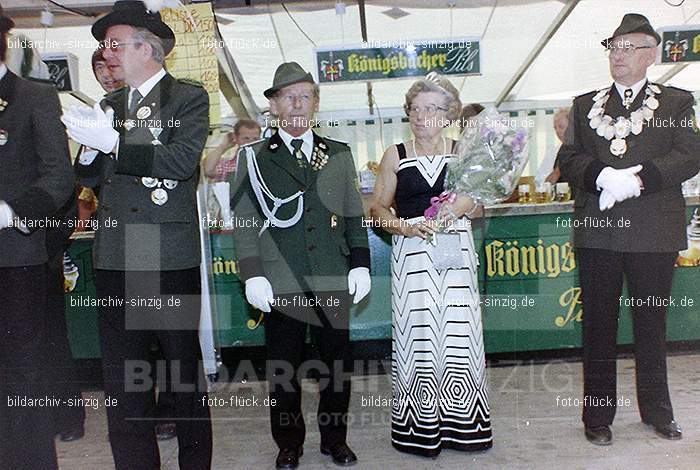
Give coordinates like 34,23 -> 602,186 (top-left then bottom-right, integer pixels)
131,27 -> 165,65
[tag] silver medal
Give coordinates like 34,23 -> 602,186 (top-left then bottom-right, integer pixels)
604,125 -> 616,140
0,129 -> 7,146
137,106 -> 151,120
610,138 -> 627,157
151,188 -> 168,205
587,107 -> 603,119
163,179 -> 178,190
142,177 -> 159,188
124,119 -> 136,131
614,117 -> 631,138
631,119 -> 643,135
590,115 -> 602,129
645,96 -> 659,110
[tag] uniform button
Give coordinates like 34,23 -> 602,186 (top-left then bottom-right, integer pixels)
102,205 -> 110,211
105,178 -> 112,184
133,177 -> 139,184
299,186 -> 306,191
308,244 -> 316,251
306,207 -> 312,213
130,207 -> 138,212
307,226 -> 314,232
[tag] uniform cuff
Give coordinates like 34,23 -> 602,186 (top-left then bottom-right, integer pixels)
583,160 -> 607,193
115,138 -> 155,176
350,247 -> 371,270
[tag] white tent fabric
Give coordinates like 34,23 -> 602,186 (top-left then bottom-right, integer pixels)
12,0 -> 700,170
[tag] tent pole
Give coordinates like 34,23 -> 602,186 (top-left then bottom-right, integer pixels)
494,0 -> 580,107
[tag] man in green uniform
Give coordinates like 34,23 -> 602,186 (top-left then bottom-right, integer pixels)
231,62 -> 371,469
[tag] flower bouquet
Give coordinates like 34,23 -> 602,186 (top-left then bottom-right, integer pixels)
423,107 -> 530,269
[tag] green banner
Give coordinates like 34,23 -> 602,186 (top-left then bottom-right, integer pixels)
315,38 -> 480,83
659,26 -> 700,63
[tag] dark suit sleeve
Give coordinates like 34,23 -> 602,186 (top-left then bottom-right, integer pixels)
74,145 -> 107,189
636,93 -> 700,194
557,98 -> 606,194
114,87 -> 210,181
341,147 -> 370,270
230,145 -> 265,281
7,83 -> 74,229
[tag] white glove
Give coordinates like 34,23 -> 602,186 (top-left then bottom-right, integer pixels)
598,189 -> 617,211
0,201 -> 13,230
61,103 -> 118,155
244,276 -> 274,313
348,267 -> 371,304
595,165 -> 642,203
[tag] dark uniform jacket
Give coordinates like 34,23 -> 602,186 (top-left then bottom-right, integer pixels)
0,71 -> 74,267
76,73 -> 209,271
231,131 -> 370,294
558,83 -> 700,252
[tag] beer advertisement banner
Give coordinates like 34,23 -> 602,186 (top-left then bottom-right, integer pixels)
658,25 -> 700,64
315,38 -> 480,84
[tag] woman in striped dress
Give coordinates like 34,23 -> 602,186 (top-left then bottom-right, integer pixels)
369,74 -> 492,457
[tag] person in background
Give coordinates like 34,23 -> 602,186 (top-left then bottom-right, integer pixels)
542,108 -> 570,184
0,4 -> 75,468
558,13 -> 700,446
370,73 -> 492,458
203,119 -> 261,182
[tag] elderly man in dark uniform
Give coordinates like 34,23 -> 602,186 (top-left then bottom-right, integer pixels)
0,5 -> 75,469
558,13 -> 700,446
232,62 -> 371,468
62,1 -> 212,468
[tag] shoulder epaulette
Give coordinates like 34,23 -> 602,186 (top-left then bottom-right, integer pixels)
324,136 -> 350,146
177,77 -> 205,88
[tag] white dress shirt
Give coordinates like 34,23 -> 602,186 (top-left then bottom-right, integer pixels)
614,77 -> 647,103
129,68 -> 167,110
277,127 -> 313,162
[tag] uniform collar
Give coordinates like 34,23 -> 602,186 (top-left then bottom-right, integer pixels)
277,127 -> 313,161
614,77 -> 647,103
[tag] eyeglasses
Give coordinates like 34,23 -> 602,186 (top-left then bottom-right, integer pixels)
276,93 -> 313,104
408,104 -> 448,116
101,40 -> 139,52
605,43 -> 654,57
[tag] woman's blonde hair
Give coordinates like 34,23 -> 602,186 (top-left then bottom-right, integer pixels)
403,72 -> 462,121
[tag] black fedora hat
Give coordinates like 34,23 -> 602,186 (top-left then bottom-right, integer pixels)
264,62 -> 315,99
602,13 -> 661,48
0,3 -> 15,33
92,1 -> 175,55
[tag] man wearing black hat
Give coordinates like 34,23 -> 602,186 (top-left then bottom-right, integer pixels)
231,62 -> 371,468
62,1 -> 212,468
558,13 -> 700,446
0,4 -> 75,469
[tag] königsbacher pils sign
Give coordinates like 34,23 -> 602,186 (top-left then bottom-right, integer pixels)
315,38 -> 480,83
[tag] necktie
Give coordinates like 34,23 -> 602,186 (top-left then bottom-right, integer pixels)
623,88 -> 633,110
129,89 -> 143,115
290,138 -> 307,162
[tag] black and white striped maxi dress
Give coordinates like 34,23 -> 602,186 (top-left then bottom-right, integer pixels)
390,143 -> 492,456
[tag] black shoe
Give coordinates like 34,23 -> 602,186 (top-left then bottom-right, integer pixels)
643,420 -> 682,440
320,442 -> 357,466
584,425 -> 612,446
58,426 -> 85,442
276,446 -> 303,469
156,423 -> 177,441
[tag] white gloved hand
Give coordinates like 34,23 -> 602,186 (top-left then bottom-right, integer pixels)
347,267 -> 371,304
0,201 -> 13,230
244,276 -> 274,313
595,165 -> 643,202
61,103 -> 118,154
599,189 -> 617,211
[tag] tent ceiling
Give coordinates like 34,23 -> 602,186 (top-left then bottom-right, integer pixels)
10,0 -> 700,120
